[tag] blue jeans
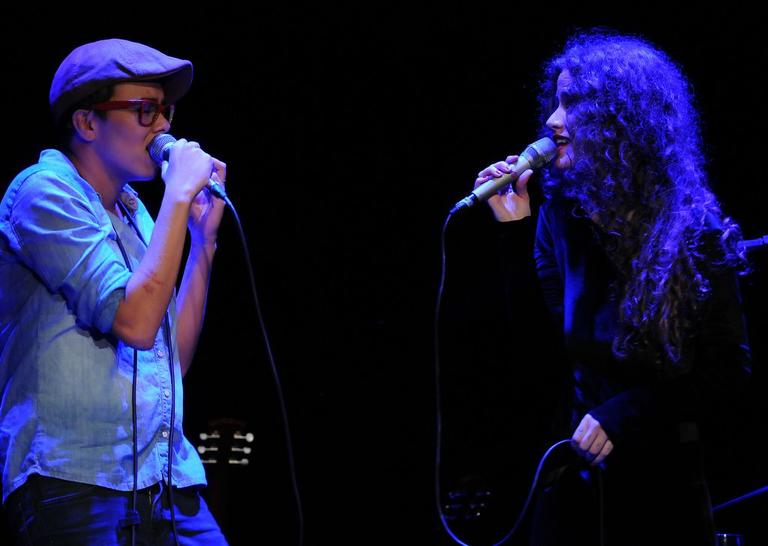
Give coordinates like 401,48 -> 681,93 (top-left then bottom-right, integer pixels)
4,474 -> 228,545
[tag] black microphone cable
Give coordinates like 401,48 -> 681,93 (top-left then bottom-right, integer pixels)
434,210 -> 607,546
434,211 -> 578,545
163,311 -> 180,546
111,217 -> 142,546
221,194 -> 305,546
117,200 -> 181,546
148,135 -> 305,544
131,188 -> 306,545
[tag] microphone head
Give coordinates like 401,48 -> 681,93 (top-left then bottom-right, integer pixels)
521,137 -> 557,168
148,133 -> 177,164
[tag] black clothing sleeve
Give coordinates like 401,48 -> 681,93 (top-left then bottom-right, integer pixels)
533,200 -> 751,447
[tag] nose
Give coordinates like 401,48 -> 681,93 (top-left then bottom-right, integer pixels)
154,113 -> 171,133
547,104 -> 565,131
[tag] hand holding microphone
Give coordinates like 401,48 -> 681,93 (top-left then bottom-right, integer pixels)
451,137 -> 556,218
149,134 -> 228,201
475,155 -> 536,222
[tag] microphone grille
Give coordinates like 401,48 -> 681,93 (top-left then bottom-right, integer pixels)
524,137 -> 557,168
148,133 -> 177,164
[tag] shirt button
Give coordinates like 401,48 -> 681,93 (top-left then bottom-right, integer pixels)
161,430 -> 169,438
156,350 -> 165,358
164,389 -> 171,398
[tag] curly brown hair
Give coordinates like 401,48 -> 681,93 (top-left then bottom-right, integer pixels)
537,30 -> 747,371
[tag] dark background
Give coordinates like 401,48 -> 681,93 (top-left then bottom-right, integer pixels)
1,5 -> 766,545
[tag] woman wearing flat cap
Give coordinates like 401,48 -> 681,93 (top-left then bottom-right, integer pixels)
0,38 -> 228,544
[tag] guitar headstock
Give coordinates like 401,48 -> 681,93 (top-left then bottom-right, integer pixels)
443,477 -> 493,523
196,417 -> 254,466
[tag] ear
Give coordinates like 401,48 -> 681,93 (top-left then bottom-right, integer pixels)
70,109 -> 98,142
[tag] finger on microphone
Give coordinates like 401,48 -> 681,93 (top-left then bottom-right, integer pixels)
454,138 -> 555,213
505,154 -> 520,164
475,163 -> 506,188
515,169 -> 534,195
474,174 -> 492,189
492,161 -> 511,174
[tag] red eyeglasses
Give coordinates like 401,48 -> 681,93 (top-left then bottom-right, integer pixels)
90,99 -> 175,127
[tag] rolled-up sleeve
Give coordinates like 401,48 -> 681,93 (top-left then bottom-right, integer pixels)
8,172 -> 131,333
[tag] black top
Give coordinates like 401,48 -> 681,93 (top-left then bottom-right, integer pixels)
533,198 -> 752,454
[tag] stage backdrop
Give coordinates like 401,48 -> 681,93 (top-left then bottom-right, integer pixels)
1,5 -> 766,545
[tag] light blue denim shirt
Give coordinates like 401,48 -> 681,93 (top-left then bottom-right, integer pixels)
0,149 -> 206,502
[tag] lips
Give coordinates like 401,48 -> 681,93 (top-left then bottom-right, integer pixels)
553,135 -> 570,146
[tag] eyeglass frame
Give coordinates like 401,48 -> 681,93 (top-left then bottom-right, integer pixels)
89,99 -> 175,127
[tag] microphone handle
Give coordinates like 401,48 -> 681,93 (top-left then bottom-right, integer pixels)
205,179 -> 227,201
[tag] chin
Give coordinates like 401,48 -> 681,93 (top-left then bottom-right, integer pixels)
136,162 -> 159,181
130,171 -> 156,183
553,150 -> 574,171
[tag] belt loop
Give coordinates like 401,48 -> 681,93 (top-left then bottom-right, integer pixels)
148,481 -> 163,512
158,479 -> 166,508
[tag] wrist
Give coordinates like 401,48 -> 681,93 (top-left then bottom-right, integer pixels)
161,188 -> 195,210
163,177 -> 204,204
190,237 -> 217,252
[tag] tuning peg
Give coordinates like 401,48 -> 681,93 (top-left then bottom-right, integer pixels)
197,445 -> 219,454
231,446 -> 252,454
228,458 -> 250,465
199,431 -> 221,440
233,432 -> 254,443
200,459 -> 218,465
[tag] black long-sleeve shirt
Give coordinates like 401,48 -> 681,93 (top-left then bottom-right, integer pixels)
533,199 -> 752,453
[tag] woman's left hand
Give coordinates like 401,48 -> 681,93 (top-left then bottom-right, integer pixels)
572,413 -> 614,466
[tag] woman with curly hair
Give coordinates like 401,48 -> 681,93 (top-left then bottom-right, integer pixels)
475,31 -> 751,545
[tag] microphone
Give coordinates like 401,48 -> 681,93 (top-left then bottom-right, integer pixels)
450,137 -> 557,214
148,134 -> 228,200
